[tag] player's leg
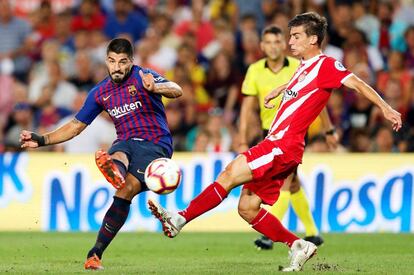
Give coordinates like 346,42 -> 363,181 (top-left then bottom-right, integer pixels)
239,188 -> 299,246
272,174 -> 292,219
254,175 -> 292,250
179,154 -> 253,220
148,154 -> 253,237
240,183 -> 317,271
289,171 -> 323,246
85,173 -> 142,270
242,177 -> 317,271
86,140 -> 169,269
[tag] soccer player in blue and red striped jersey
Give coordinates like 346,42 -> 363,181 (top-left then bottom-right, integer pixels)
20,38 -> 183,270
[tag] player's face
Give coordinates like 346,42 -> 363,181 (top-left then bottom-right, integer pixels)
106,52 -> 133,83
289,26 -> 317,57
260,33 -> 286,61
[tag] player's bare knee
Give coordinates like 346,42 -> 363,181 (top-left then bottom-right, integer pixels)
238,197 -> 258,223
238,203 -> 252,222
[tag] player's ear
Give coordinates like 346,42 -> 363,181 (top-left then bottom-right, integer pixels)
309,35 -> 318,45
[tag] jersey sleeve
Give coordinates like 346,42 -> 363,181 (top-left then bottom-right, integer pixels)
241,65 -> 258,96
75,89 -> 103,125
143,68 -> 169,84
318,57 -> 353,89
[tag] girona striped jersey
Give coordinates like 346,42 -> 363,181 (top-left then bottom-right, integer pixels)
266,54 -> 353,162
75,65 -> 173,155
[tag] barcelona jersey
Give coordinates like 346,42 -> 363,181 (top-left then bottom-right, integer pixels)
76,65 -> 173,155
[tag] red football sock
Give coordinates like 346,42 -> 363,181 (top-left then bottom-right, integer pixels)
251,208 -> 299,247
179,182 -> 228,223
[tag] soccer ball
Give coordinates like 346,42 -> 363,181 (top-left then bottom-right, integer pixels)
144,158 -> 181,194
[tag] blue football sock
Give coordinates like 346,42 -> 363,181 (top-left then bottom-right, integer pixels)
87,196 -> 131,259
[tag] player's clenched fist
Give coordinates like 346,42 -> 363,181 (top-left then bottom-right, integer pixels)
139,70 -> 155,91
20,130 -> 45,148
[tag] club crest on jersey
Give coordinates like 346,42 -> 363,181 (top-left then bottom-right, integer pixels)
283,89 -> 298,101
298,71 -> 307,82
128,85 -> 137,96
334,61 -> 346,71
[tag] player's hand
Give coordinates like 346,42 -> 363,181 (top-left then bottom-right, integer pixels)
19,130 -> 44,148
139,70 -> 155,91
264,86 -> 285,109
383,107 -> 402,131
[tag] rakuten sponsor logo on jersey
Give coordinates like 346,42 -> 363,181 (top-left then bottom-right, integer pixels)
108,101 -> 142,118
283,89 -> 298,101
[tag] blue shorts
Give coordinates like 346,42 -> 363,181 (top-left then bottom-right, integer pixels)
108,138 -> 172,190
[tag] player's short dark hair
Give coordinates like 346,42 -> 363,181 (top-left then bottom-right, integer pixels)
288,12 -> 327,46
107,38 -> 134,59
261,25 -> 283,38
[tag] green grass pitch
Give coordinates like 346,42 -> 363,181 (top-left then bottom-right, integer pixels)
0,232 -> 412,274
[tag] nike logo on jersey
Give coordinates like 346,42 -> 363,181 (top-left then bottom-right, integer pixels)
137,169 -> 145,174
103,94 -> 112,101
114,112 -> 132,118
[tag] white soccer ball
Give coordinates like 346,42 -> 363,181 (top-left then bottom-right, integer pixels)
144,158 -> 181,194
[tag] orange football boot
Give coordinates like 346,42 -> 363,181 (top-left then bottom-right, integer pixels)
95,149 -> 126,189
84,254 -> 103,270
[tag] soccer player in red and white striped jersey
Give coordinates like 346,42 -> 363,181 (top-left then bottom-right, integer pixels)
148,12 -> 402,272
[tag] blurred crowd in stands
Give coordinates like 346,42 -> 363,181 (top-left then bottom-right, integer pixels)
1,0 -> 414,153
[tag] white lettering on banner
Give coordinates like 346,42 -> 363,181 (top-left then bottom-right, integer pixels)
107,101 -> 142,119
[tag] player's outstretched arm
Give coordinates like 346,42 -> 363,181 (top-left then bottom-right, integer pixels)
343,75 -> 402,131
139,70 -> 183,98
20,118 -> 87,148
264,84 -> 287,109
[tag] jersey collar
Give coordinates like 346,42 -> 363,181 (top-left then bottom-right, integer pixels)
264,57 -> 289,68
301,53 -> 324,66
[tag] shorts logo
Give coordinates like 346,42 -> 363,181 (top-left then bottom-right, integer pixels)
128,85 -> 137,96
283,89 -> 298,101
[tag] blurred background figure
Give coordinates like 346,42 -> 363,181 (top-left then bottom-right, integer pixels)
104,0 -> 148,43
0,0 -> 32,81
